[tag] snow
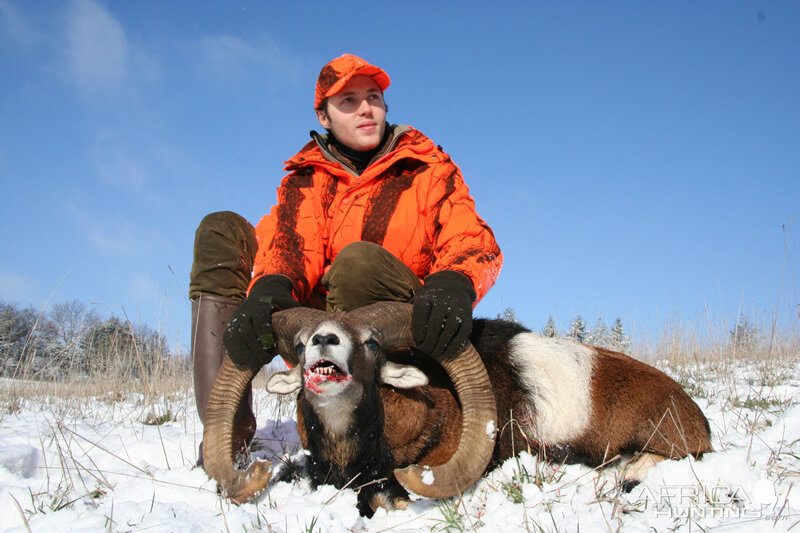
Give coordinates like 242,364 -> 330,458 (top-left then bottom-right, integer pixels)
1,361 -> 799,532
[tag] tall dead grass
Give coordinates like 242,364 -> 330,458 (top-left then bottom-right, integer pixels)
2,310 -> 797,409
633,312 -> 799,366
0,330 -> 192,418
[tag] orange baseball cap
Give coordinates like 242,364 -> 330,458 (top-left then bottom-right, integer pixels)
314,54 -> 390,109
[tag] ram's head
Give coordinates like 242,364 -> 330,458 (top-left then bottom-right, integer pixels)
202,301 -> 497,503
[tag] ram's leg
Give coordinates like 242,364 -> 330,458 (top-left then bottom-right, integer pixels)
620,452 -> 666,492
369,493 -> 411,514
364,482 -> 412,516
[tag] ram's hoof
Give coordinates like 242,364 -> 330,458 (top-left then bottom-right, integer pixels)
223,459 -> 273,504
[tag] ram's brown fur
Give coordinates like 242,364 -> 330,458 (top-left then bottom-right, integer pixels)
577,347 -> 711,463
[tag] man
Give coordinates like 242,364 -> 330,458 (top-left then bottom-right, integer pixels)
189,54 -> 502,463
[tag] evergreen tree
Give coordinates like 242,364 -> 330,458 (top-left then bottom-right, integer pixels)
730,316 -> 757,349
567,314 -> 587,343
496,306 -> 518,323
610,317 -> 631,352
541,315 -> 558,338
589,317 -> 610,348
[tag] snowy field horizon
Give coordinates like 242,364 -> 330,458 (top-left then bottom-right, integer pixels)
1,355 -> 799,532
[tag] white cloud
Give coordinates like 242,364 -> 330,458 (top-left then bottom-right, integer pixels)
197,33 -> 304,84
201,34 -> 258,75
88,137 -> 158,202
63,0 -> 159,99
65,0 -> 129,94
87,130 -> 196,205
67,203 -> 172,257
0,0 -> 42,49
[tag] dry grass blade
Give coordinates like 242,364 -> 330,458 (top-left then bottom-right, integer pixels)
58,424 -> 152,477
10,493 -> 33,533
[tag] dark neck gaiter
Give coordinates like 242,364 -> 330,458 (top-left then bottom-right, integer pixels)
328,125 -> 391,175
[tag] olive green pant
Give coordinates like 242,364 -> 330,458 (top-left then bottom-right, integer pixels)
190,211 -> 422,309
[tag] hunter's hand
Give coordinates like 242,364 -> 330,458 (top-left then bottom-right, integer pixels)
223,274 -> 300,369
411,270 -> 476,359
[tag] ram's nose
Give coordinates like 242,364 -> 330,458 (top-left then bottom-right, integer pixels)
312,333 -> 340,346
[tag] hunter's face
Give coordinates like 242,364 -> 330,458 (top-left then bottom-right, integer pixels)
316,75 -> 386,152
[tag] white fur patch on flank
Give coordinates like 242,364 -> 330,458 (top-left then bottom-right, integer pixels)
509,333 -> 595,444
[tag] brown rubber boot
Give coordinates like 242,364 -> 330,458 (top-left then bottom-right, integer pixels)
192,294 -> 256,467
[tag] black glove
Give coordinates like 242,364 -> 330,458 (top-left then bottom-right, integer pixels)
411,270 -> 476,359
223,274 -> 300,369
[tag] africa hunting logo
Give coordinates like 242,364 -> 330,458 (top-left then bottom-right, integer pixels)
630,475 -> 786,519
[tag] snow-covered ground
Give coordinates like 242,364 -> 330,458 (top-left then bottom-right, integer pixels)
1,359 -> 798,532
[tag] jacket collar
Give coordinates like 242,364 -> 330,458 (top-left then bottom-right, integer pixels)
284,125 -> 439,178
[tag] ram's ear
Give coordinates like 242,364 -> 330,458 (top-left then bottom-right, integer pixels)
380,361 -> 428,389
266,367 -> 302,394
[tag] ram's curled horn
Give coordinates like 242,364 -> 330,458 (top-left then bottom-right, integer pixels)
203,306 -> 329,503
350,302 -> 498,499
201,357 -> 272,503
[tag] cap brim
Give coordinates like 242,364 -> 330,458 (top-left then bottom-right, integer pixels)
325,65 -> 390,100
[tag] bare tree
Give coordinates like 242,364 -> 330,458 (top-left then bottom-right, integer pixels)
51,301 -> 99,346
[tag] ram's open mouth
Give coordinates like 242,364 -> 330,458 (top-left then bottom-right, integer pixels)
304,360 -> 352,392
310,360 -> 345,376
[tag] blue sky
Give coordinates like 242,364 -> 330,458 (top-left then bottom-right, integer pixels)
1,1 -> 798,351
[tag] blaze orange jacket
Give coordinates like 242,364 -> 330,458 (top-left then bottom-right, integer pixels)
251,125 -> 502,304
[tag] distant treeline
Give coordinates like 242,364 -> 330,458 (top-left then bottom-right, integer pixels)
499,307 -> 761,351
0,299 -> 184,381
497,307 -> 632,351
3,296 -> 763,383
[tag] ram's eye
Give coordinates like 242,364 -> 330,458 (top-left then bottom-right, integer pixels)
365,339 -> 379,352
295,343 -> 305,355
